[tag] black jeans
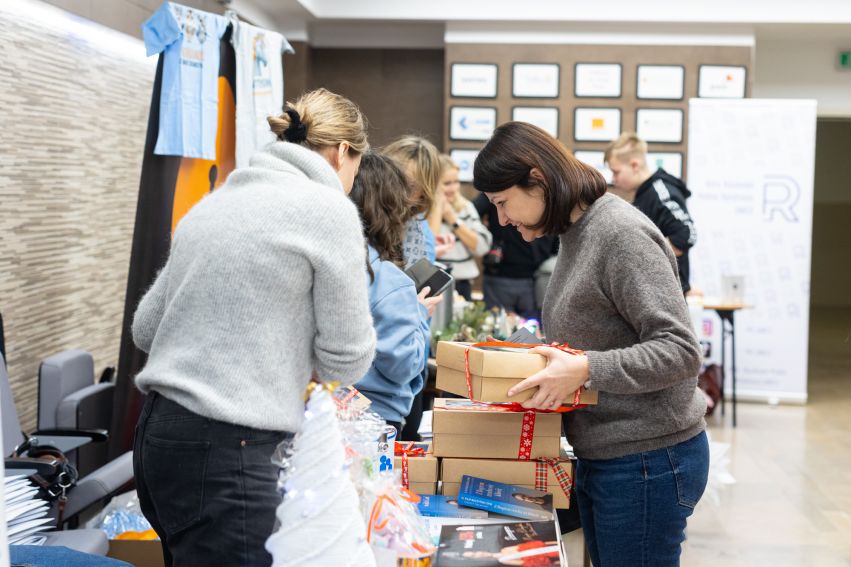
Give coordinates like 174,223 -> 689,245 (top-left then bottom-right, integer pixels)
133,393 -> 293,567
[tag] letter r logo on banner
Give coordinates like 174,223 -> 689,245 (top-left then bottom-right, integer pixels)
762,175 -> 801,222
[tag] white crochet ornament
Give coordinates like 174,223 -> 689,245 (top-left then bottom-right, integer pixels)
265,387 -> 376,567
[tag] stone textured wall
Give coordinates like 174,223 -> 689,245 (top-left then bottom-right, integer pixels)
0,1 -> 155,430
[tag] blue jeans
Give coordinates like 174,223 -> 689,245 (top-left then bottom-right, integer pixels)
576,431 -> 709,567
10,546 -> 131,567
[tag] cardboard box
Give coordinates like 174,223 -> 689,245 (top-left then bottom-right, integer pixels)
409,481 -> 438,495
108,539 -> 165,567
441,457 -> 575,509
394,442 -> 438,487
435,341 -> 598,405
431,398 -> 561,459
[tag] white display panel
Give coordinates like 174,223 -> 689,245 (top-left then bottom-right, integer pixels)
573,107 -> 621,142
574,63 -> 622,98
512,63 -> 560,98
698,65 -> 747,98
636,108 -> 683,143
451,63 -> 498,98
636,65 -> 684,100
646,152 -> 683,178
512,106 -> 559,138
574,150 -> 613,184
449,106 -> 497,141
688,98 -> 816,403
449,149 -> 479,183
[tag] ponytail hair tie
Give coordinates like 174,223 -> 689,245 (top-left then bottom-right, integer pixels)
283,109 -> 308,143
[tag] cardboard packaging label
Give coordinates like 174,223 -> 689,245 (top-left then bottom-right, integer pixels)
435,341 -> 598,405
441,457 -> 575,509
431,398 -> 562,460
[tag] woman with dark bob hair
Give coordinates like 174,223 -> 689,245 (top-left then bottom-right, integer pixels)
474,122 -> 709,567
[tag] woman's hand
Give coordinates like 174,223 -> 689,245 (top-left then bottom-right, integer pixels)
442,200 -> 458,225
507,347 -> 590,410
434,233 -> 456,258
417,286 -> 444,318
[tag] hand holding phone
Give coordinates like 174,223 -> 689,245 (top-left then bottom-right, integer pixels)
404,258 -> 454,298
417,287 -> 444,318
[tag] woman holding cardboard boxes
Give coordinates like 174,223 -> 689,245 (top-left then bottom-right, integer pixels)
472,121 -> 709,567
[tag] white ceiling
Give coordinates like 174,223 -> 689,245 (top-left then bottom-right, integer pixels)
238,0 -> 851,46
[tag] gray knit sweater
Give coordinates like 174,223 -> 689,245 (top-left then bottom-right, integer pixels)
543,193 -> 705,460
133,142 -> 377,432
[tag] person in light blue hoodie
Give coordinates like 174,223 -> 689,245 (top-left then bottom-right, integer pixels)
349,153 -> 443,433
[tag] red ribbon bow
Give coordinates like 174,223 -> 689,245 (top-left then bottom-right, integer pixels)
394,442 -> 427,490
463,341 -> 586,460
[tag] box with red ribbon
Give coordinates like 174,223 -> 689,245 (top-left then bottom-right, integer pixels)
440,456 -> 576,509
393,442 -> 438,495
435,341 -> 599,405
431,398 -> 562,460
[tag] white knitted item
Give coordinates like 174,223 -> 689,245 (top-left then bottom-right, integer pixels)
266,388 -> 376,567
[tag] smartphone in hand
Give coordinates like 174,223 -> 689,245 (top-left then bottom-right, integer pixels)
404,258 -> 454,298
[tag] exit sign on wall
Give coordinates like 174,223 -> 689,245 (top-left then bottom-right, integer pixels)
840,51 -> 851,69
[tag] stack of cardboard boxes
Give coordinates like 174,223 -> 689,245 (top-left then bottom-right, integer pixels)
430,341 -> 598,509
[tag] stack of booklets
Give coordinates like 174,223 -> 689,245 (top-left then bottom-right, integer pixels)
456,475 -> 554,521
4,475 -> 53,545
436,520 -> 562,566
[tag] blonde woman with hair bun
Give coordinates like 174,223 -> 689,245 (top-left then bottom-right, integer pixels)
436,154 -> 492,300
131,88 -> 377,566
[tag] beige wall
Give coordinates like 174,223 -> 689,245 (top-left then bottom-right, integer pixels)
0,2 -> 154,430
810,119 -> 851,307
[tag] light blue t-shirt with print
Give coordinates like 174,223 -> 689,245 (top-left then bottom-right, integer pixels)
142,3 -> 229,160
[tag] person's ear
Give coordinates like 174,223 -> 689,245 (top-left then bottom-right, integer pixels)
630,158 -> 641,173
335,142 -> 351,171
529,167 -> 545,185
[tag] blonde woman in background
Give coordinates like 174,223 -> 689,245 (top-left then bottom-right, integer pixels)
383,136 -> 454,267
436,155 -> 492,300
132,88 -> 376,566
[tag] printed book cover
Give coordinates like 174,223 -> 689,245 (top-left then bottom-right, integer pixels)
436,521 -> 562,566
457,475 -> 553,521
416,494 -> 489,518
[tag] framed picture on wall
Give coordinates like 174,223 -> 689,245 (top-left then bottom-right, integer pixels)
636,65 -> 685,100
449,106 -> 497,141
574,63 -> 622,98
573,150 -> 613,184
573,107 -> 621,142
512,106 -> 559,138
636,108 -> 683,143
698,65 -> 747,98
512,63 -> 560,98
449,149 -> 480,183
646,152 -> 683,178
450,63 -> 499,98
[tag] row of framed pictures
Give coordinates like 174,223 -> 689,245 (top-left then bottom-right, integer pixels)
451,63 -> 747,100
448,148 -> 683,184
450,106 -> 685,143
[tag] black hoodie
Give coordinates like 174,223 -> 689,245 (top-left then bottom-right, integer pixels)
632,169 -> 696,292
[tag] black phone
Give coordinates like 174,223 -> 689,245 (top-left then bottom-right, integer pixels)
404,258 -> 454,298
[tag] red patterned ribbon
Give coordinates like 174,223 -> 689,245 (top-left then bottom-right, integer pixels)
535,459 -> 574,507
394,442 -> 426,490
518,411 -> 537,460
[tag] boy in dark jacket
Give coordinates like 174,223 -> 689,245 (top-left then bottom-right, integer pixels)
605,133 -> 697,292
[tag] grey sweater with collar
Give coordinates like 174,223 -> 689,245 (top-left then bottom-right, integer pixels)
133,142 -> 376,433
543,193 -> 705,460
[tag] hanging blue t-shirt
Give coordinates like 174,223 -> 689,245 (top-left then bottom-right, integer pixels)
142,3 -> 229,160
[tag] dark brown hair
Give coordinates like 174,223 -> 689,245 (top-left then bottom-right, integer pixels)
473,122 -> 607,235
350,153 -> 413,274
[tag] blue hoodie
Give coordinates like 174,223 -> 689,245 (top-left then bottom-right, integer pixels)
355,246 -> 430,423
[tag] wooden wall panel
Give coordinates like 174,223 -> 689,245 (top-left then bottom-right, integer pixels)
444,43 -> 754,180
0,5 -> 153,430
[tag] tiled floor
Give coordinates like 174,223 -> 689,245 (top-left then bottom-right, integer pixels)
564,306 -> 851,566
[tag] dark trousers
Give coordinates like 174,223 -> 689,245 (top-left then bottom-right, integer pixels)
483,275 -> 540,320
133,393 -> 292,567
